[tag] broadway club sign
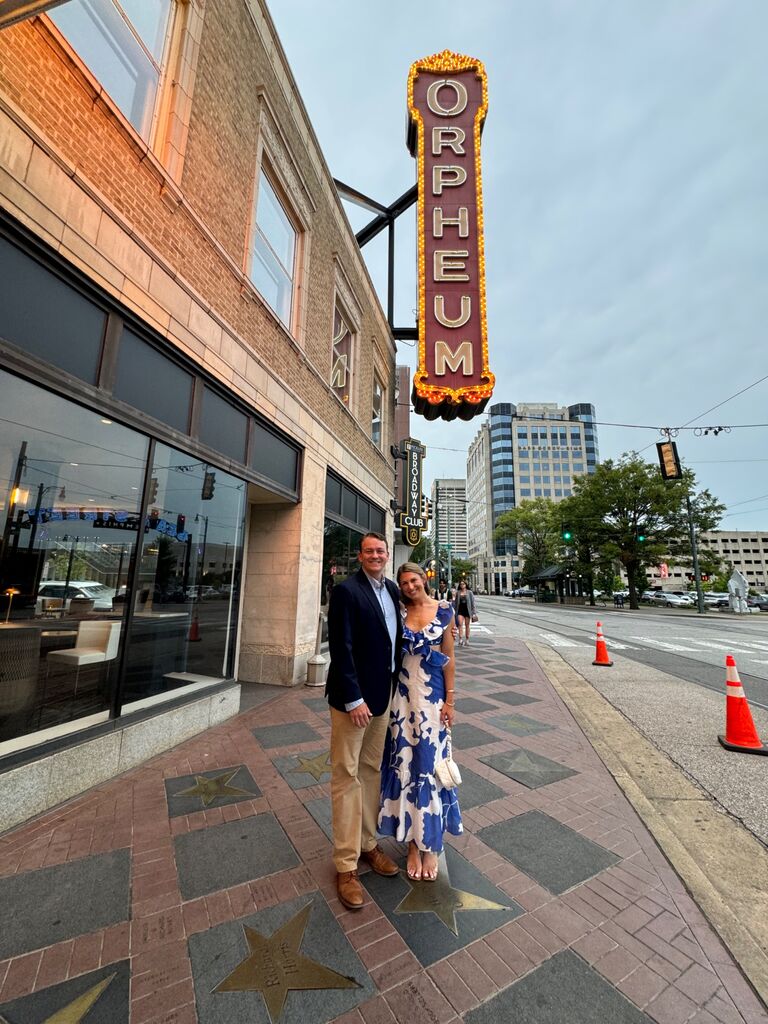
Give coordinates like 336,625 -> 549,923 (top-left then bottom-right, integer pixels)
407,50 -> 495,422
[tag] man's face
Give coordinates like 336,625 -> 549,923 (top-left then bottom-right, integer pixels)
358,538 -> 389,578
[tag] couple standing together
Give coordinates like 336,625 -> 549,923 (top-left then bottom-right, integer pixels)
325,531 -> 463,910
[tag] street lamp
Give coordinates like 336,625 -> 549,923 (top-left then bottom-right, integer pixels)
4,587 -> 20,624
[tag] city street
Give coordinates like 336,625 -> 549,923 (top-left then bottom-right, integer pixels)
469,598 -> 768,844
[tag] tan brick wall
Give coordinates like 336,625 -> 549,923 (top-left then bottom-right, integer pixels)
0,0 -> 397,685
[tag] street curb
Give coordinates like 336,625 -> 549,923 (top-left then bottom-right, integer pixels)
526,640 -> 768,1007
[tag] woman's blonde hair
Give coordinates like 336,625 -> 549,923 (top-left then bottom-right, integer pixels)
396,561 -> 427,584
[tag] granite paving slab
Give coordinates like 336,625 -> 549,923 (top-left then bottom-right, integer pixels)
165,764 -> 261,817
174,812 -> 300,900
486,690 -> 540,707
487,713 -> 555,737
478,810 -> 621,895
480,748 -> 579,789
486,673 -> 534,686
272,749 -> 332,790
362,844 -> 522,967
0,848 -> 130,960
465,949 -> 652,1023
301,696 -> 328,714
454,697 -> 497,714
251,722 -> 321,749
453,765 -> 508,811
304,795 -> 333,841
0,960 -> 130,1023
450,723 -> 500,749
188,891 -> 375,1024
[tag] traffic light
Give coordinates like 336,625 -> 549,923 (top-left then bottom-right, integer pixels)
657,441 -> 682,481
148,477 -> 159,503
201,471 -> 216,500
420,495 -> 433,521
561,523 -> 573,542
637,531 -> 646,543
176,514 -> 186,536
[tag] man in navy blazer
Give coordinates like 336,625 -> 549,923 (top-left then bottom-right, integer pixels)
326,531 -> 402,909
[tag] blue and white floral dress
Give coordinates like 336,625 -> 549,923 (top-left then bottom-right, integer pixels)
378,601 -> 463,852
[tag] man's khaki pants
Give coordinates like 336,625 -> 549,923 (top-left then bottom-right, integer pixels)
330,706 -> 390,873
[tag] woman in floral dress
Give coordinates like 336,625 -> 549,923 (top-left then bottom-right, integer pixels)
378,562 -> 462,881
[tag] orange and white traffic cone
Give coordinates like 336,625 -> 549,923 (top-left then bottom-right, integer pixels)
592,621 -> 613,667
188,608 -> 201,642
718,655 -> 767,755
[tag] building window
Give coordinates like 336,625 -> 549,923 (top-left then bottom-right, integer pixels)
371,376 -> 383,448
331,303 -> 354,406
248,170 -> 297,328
50,0 -> 174,141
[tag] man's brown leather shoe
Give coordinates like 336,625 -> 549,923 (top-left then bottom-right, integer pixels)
360,845 -> 399,877
337,870 -> 365,910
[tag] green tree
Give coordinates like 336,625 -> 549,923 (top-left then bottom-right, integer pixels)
450,557 -> 477,584
409,534 -> 431,565
568,455 -> 724,610
494,497 -> 561,583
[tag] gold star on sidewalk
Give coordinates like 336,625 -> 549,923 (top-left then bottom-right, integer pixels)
394,859 -> 509,936
177,769 -> 251,807
214,902 -> 359,1023
41,972 -> 115,1023
289,750 -> 332,782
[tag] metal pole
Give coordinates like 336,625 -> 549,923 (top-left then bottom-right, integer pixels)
686,494 -> 706,614
446,500 -> 452,588
434,483 -> 440,588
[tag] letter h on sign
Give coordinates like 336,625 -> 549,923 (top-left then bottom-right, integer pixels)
407,50 -> 495,423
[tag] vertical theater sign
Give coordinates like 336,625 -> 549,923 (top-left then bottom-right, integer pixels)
408,50 -> 495,421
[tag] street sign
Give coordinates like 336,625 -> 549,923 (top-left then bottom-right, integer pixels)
397,438 -> 427,546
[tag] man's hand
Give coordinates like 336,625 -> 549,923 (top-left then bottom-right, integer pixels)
349,702 -> 373,728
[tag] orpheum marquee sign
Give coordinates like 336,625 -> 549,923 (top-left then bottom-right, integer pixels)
408,51 -> 495,422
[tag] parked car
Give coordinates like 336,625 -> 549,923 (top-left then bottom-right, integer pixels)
747,596 -> 768,611
36,580 -> 116,612
650,592 -> 693,608
703,592 -> 729,606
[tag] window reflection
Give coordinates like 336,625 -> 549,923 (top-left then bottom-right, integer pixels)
0,370 -> 147,746
121,443 -> 245,706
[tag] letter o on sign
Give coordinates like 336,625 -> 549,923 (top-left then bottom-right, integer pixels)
426,79 -> 468,117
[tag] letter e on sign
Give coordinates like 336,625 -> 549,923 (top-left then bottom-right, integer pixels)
407,51 -> 495,422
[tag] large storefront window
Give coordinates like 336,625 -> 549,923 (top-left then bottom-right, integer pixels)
121,443 -> 245,707
0,370 -> 246,755
0,370 -> 147,747
320,472 -> 386,634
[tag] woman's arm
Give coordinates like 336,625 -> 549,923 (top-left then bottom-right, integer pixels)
441,610 -> 456,726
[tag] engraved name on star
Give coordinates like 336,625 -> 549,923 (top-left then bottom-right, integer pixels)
214,901 -> 359,1022
177,769 -> 251,807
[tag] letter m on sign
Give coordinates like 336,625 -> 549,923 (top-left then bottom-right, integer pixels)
434,340 -> 474,376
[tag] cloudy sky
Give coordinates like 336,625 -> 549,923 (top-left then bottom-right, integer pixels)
271,0 -> 768,529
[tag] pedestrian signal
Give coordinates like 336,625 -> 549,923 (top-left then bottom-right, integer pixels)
657,441 -> 682,481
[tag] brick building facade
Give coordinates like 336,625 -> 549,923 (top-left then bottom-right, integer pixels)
0,0 -> 396,828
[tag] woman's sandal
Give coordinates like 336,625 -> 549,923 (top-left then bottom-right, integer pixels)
422,852 -> 438,882
407,842 -> 422,880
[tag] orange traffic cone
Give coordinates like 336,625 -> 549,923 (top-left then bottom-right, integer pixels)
592,621 -> 613,667
718,655 -> 767,755
188,608 -> 201,642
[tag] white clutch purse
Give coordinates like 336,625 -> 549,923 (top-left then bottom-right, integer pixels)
435,727 -> 462,788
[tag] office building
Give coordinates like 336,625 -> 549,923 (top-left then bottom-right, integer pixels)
467,402 -> 598,592
429,479 -> 468,564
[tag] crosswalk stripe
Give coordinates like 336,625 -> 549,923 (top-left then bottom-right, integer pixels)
630,636 -> 698,652
538,632 -> 586,648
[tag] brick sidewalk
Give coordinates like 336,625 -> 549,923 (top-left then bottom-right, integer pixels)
1,638 -> 766,1023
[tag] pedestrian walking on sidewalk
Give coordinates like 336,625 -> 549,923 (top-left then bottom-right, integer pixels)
379,562 -> 462,882
453,580 -> 477,646
326,532 -> 402,910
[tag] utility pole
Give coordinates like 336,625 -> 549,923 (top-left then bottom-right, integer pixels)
686,494 -> 706,614
434,482 -> 440,587
445,499 -> 452,588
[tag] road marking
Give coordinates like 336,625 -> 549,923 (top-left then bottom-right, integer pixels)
471,624 -> 493,634
671,638 -> 760,654
630,636 -> 698,652
538,632 -> 585,648
587,635 -> 638,650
